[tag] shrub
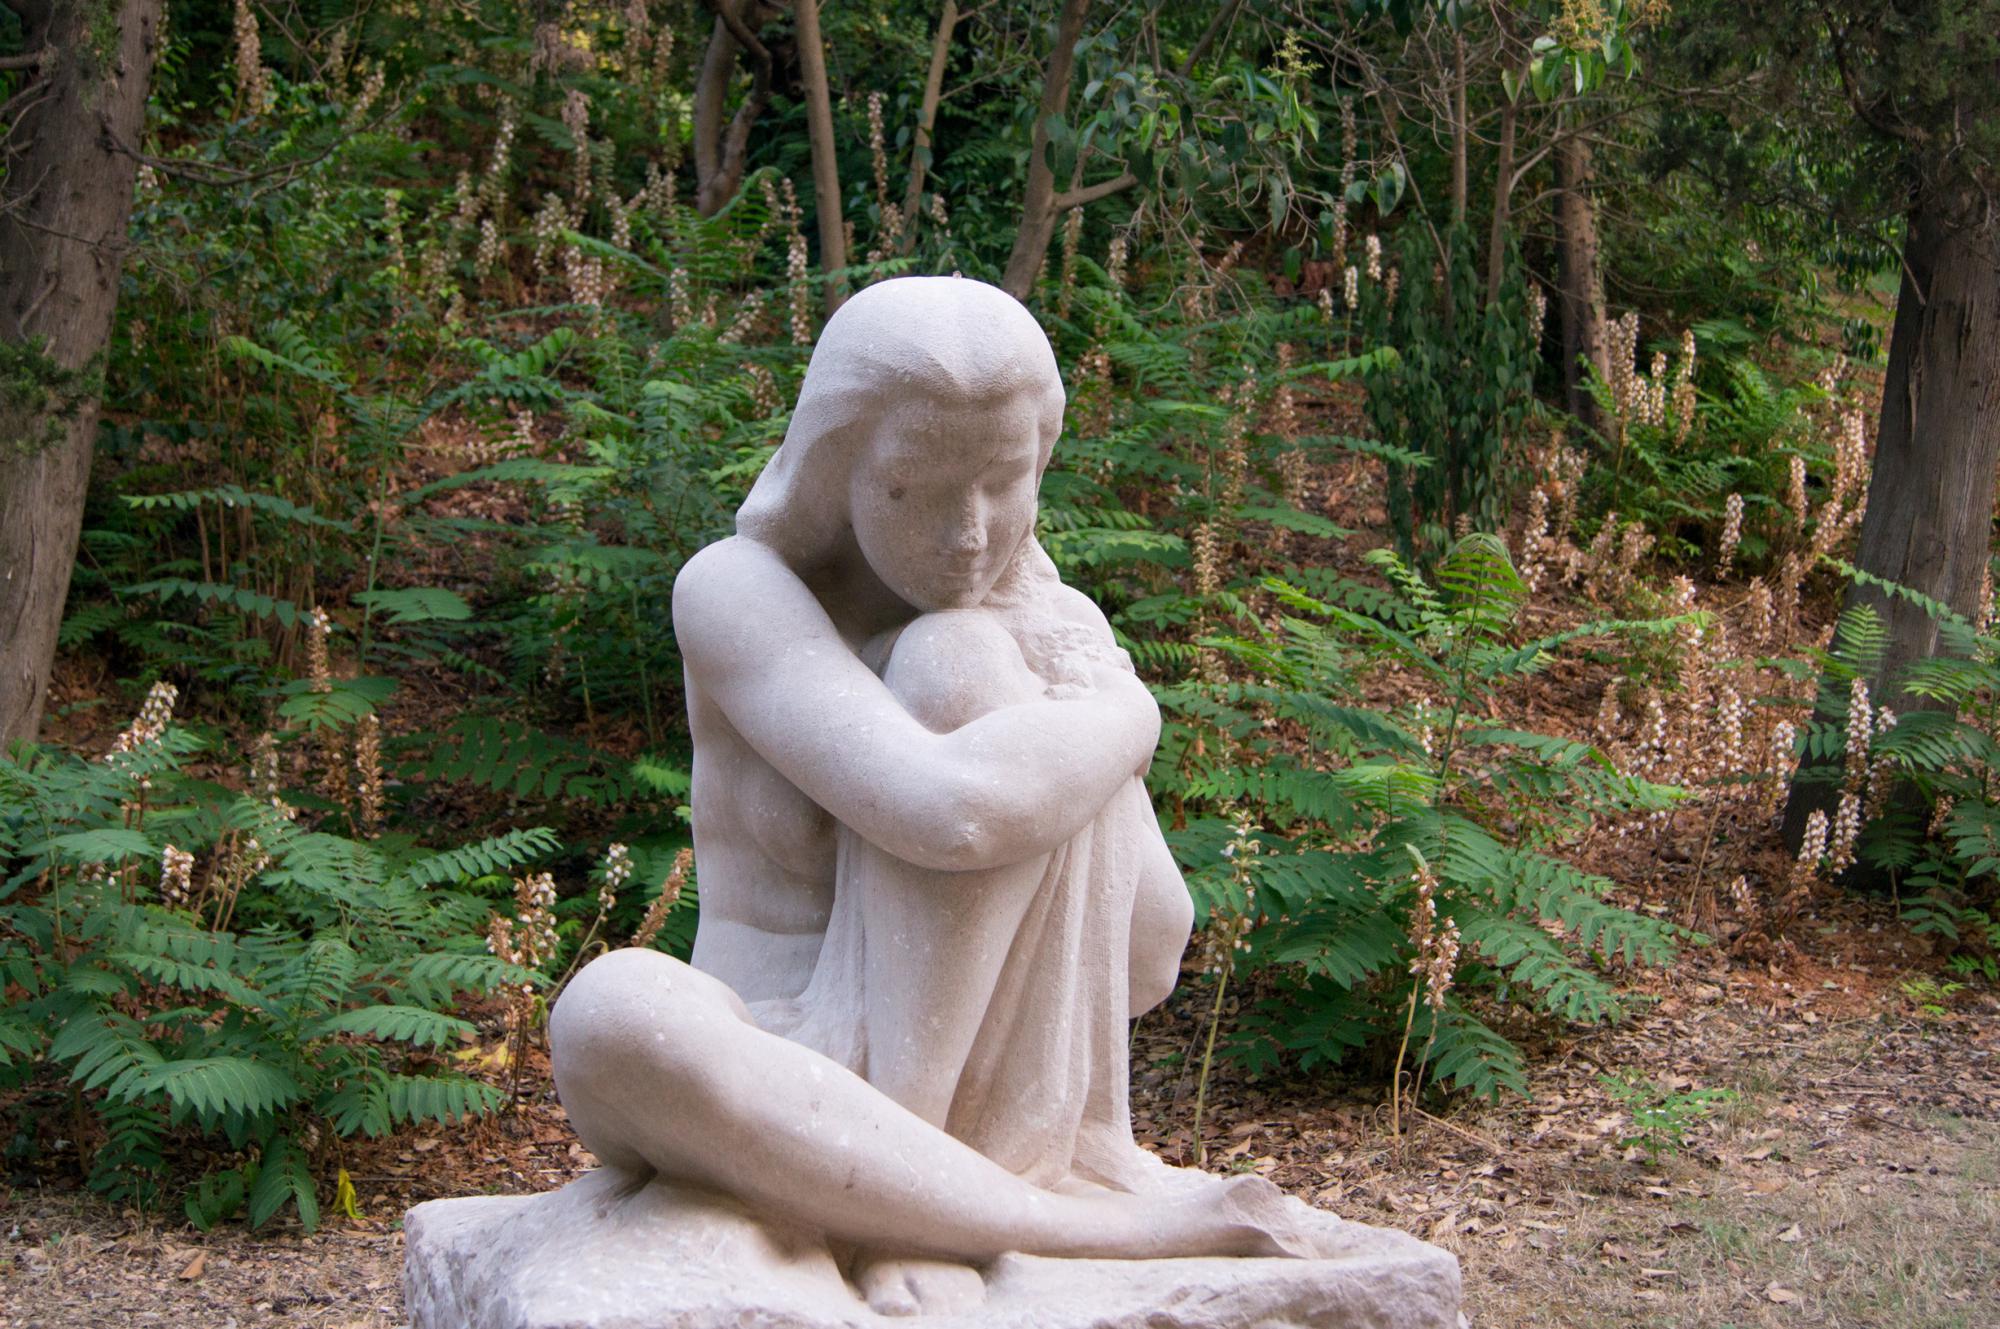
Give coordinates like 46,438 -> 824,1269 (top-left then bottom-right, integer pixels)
1356,225 -> 1541,556
1800,572 -> 2000,979
0,684 -> 531,1229
1154,535 -> 1691,1101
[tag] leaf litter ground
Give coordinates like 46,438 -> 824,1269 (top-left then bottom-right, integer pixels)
8,895 -> 1992,1328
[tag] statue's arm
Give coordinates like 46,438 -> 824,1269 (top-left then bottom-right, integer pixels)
673,538 -> 1160,872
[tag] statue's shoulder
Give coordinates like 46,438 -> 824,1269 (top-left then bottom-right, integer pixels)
672,538 -> 804,667
675,536 -> 785,613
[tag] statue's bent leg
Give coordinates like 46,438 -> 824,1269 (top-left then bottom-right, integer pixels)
1128,818 -> 1195,1016
550,949 -> 1316,1263
858,610 -> 1051,1125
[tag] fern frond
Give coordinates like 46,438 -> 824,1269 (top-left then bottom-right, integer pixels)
247,1135 -> 319,1231
306,1004 -> 475,1048
1419,1005 -> 1530,1100
384,1072 -> 506,1125
142,1057 -> 306,1120
123,486 -> 351,531
397,826 -> 561,889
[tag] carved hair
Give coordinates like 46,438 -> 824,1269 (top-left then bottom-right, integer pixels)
736,276 -> 1067,581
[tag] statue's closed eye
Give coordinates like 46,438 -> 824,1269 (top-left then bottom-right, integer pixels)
889,486 -> 906,501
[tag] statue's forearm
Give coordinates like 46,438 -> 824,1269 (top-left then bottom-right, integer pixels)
912,689 -> 1157,870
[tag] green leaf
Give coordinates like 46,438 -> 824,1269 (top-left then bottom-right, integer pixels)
186,1166 -> 250,1229
306,1005 -> 476,1049
248,1136 -> 319,1231
354,587 -> 474,625
126,577 -> 307,628
143,1057 -> 305,1118
385,1073 -> 506,1124
123,486 -> 351,531
35,829 -> 156,863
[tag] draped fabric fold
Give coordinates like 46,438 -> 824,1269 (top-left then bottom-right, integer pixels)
750,777 -> 1152,1192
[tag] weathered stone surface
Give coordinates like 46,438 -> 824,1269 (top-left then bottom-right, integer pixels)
405,1170 -> 1463,1329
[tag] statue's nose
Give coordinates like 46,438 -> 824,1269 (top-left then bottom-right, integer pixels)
945,497 -> 988,554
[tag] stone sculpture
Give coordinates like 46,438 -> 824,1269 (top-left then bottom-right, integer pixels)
404,276 -> 1465,1328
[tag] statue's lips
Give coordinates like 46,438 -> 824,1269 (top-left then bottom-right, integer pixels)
919,563 -> 991,608
934,558 -> 989,582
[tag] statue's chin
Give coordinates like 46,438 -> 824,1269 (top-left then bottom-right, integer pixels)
900,580 -> 993,614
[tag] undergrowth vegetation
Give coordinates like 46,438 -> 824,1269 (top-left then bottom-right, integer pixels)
1159,538 -> 1686,1102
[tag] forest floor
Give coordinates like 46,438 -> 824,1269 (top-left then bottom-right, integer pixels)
7,412 -> 1998,1328
6,911 -> 1994,1329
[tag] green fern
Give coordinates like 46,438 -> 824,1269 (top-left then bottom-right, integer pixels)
306,1005 -> 476,1048
1,710 -> 543,1231
413,716 -> 639,808
385,1072 -> 507,1125
1166,540 -> 1691,1099
247,1135 -> 319,1230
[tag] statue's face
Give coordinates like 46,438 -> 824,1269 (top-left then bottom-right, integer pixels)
849,392 -> 1045,613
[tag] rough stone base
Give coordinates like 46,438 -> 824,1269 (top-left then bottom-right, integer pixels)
403,1170 -> 1464,1329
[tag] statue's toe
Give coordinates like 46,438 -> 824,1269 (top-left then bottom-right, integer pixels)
857,1256 -> 986,1316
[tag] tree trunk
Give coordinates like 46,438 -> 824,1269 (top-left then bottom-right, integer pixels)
794,0 -> 846,313
897,0 -> 957,254
0,0 -> 164,746
691,0 -> 777,217
1781,201 -> 2000,864
1484,96 -> 1518,306
1000,0 -> 1230,300
1553,132 -> 1611,437
1002,0 -> 1093,300
1449,29 -> 1468,229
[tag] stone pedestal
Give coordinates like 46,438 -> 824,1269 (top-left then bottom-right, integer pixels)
403,1170 -> 1464,1329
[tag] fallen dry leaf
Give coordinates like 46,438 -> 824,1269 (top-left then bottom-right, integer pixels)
1777,1224 -> 1804,1243
1766,1284 -> 1799,1304
177,1252 -> 206,1281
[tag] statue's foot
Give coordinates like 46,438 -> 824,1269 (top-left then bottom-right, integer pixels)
1173,1174 -> 1330,1260
854,1255 -> 987,1317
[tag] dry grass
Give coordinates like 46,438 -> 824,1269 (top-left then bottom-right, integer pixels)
3,1197 -> 404,1328
1126,914 -> 2000,1329
1457,1108 -> 2000,1328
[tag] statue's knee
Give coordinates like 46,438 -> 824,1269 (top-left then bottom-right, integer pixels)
549,950 -> 755,1174
886,611 -> 1013,673
882,611 -> 1034,729
551,949 -> 723,1085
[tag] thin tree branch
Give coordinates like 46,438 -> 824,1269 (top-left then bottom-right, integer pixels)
702,0 -> 772,67
1177,0 -> 1242,79
898,0 -> 957,252
1054,170 -> 1138,211
1821,7 -> 1927,147
99,97 -> 407,195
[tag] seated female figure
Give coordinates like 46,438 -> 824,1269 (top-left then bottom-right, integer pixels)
550,278 -> 1311,1314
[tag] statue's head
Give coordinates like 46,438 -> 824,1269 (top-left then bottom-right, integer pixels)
735,277 -> 1066,612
